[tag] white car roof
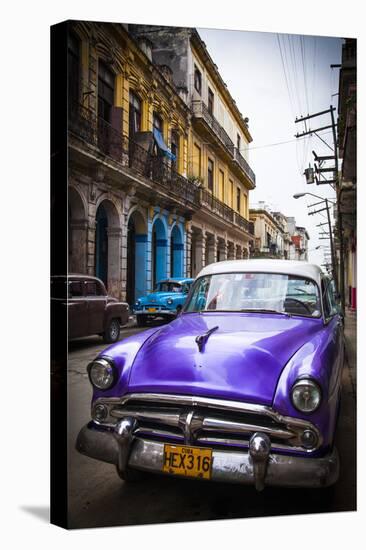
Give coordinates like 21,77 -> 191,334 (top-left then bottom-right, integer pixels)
197,259 -> 324,286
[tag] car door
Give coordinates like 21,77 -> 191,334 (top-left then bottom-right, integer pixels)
322,278 -> 344,398
68,279 -> 88,338
85,279 -> 107,335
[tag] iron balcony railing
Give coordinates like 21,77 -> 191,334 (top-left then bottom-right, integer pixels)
191,100 -> 256,187
192,100 -> 235,156
233,147 -> 256,187
68,101 -> 96,144
69,102 -> 254,232
68,102 -> 200,207
201,189 -> 253,235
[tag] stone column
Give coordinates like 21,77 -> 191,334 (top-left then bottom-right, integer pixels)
87,217 -> 96,276
206,235 -> 217,265
121,211 -> 128,302
219,240 -> 228,261
69,218 -> 88,273
185,221 -> 192,278
107,226 -> 122,299
227,242 -> 235,261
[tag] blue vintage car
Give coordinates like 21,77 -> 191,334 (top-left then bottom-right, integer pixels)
134,277 -> 194,326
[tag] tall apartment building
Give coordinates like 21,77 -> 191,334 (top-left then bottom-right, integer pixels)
130,26 -> 256,276
337,38 -> 356,310
68,21 -> 201,303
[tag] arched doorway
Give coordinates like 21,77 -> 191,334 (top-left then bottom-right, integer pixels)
126,209 -> 147,305
95,199 -> 121,296
68,186 -> 87,274
170,224 -> 184,277
151,218 -> 167,288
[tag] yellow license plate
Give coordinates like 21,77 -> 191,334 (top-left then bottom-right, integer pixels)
163,444 -> 212,479
148,308 -> 156,312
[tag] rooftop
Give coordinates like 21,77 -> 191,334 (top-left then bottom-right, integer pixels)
197,259 -> 324,286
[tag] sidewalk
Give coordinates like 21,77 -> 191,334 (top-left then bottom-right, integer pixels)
344,309 -> 357,399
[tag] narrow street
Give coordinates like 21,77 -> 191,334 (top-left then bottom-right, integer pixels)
67,316 -> 356,529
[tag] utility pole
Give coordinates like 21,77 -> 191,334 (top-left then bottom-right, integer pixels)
294,106 -> 344,313
307,199 -> 337,285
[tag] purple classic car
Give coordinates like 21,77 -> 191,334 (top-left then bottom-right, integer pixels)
76,260 -> 343,490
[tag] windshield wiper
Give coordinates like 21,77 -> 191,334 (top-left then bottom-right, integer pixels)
239,308 -> 292,317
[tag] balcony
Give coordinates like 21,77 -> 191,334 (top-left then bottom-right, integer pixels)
68,103 -> 200,208
191,100 -> 234,159
191,100 -> 256,189
233,148 -> 256,188
201,189 -> 253,235
69,102 -> 96,144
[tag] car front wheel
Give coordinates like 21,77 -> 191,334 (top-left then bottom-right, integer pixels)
103,318 -> 120,343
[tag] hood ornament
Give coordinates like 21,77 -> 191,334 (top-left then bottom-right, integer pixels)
195,325 -> 219,353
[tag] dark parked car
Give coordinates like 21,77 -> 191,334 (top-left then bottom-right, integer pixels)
77,260 -> 343,490
51,274 -> 129,343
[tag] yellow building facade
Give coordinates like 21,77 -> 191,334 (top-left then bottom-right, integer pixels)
68,21 -> 200,302
129,26 -> 256,275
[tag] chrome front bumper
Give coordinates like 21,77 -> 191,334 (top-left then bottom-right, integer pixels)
76,422 -> 339,490
134,310 -> 176,316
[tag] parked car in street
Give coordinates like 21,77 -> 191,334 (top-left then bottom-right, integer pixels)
51,274 -> 129,343
76,260 -> 344,490
134,277 -> 194,326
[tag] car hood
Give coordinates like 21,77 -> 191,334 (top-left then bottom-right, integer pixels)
128,312 -> 323,406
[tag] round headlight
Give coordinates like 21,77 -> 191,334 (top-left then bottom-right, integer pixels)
167,298 -> 173,305
291,379 -> 321,413
88,358 -> 116,390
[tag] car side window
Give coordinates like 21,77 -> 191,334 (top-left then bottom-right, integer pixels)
322,279 -> 337,319
85,281 -> 97,296
69,281 -> 83,297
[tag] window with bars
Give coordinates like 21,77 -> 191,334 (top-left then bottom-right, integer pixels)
153,112 -> 163,133
68,32 -> 80,104
208,87 -> 214,115
237,133 -> 241,151
129,91 -> 142,136
229,179 -> 234,208
193,143 -> 201,177
171,130 -> 179,170
98,60 -> 114,123
194,65 -> 202,95
219,170 -> 225,201
208,158 -> 214,192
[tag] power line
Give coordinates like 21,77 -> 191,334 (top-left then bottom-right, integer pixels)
185,131 -> 334,161
277,34 -> 296,118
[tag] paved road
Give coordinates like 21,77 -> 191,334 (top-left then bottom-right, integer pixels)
67,318 -> 356,529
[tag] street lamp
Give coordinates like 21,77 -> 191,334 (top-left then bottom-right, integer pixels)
293,192 -> 336,204
293,192 -> 337,290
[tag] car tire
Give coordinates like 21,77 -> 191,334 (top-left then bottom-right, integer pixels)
116,465 -> 146,482
136,315 -> 147,327
103,318 -> 120,343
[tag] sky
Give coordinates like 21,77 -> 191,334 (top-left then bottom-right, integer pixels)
198,27 -> 343,268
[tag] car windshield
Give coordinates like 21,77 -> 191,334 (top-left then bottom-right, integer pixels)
184,272 -> 321,318
156,282 -> 182,293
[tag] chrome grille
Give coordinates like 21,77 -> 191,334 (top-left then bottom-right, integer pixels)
92,393 -> 322,453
